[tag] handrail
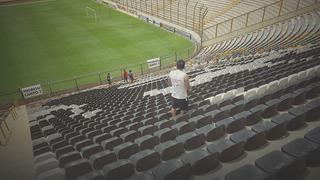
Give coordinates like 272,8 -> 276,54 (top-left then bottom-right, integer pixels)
203,0 -> 240,25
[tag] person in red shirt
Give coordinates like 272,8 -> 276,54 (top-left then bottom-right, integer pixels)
123,69 -> 128,83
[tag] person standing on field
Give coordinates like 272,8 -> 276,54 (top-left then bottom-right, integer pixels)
106,73 -> 112,86
168,60 -> 190,117
128,70 -> 134,83
123,69 -> 128,83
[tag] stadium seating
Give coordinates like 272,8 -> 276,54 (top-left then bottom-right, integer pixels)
27,1 -> 320,179
30,40 -> 320,179
197,10 -> 320,60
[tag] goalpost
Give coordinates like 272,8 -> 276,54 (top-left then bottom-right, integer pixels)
85,6 -> 97,22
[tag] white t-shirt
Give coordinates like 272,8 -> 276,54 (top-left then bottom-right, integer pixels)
169,69 -> 188,99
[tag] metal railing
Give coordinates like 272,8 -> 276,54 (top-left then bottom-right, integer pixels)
203,0 -> 319,41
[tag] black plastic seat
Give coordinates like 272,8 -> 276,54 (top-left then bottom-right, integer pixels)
305,126 -> 320,144
207,138 -> 244,162
216,117 -> 244,133
292,88 -> 307,105
244,97 -> 259,111
89,150 -> 117,170
175,132 -> 206,150
92,133 -> 112,144
36,168 -> 65,180
134,134 -> 159,150
126,122 -> 143,131
34,152 -> 56,164
181,149 -> 219,175
51,140 -> 68,152
152,160 -> 192,180
282,138 -> 320,166
101,125 -> 117,133
278,93 -> 294,111
55,145 -> 75,158
141,118 -> 156,126
231,101 -> 245,115
138,125 -> 158,135
305,83 -> 319,99
262,99 -> 281,118
306,99 -> 320,121
271,112 -> 296,130
110,127 -> 128,137
127,173 -> 155,180
188,115 -> 212,128
195,124 -> 225,142
248,105 -> 267,125
102,159 -> 134,180
213,109 -> 229,122
73,171 -> 105,180
74,139 -> 94,151
65,159 -> 92,179
255,150 -> 305,180
69,135 -> 86,145
120,130 -> 141,142
287,106 -> 307,130
59,151 -> 82,167
154,140 -> 185,161
172,121 -> 196,135
34,158 -> 59,176
155,119 -> 174,129
101,137 -> 123,150
201,104 -> 218,113
114,142 -> 139,159
81,144 -> 103,159
230,129 -> 267,150
226,164 -> 273,180
172,114 -> 189,124
252,120 -> 287,140
154,128 -> 179,143
233,111 -> 253,126
129,149 -> 161,171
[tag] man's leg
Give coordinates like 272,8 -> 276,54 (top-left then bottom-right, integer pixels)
171,108 -> 177,117
180,99 -> 188,115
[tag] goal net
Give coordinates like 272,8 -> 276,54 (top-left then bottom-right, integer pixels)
85,6 -> 97,22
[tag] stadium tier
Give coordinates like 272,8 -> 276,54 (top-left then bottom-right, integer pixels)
197,10 -> 320,59
110,0 -> 318,41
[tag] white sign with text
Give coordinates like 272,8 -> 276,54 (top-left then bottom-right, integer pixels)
147,58 -> 160,69
21,84 -> 43,99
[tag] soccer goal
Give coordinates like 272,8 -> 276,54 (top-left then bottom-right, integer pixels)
85,6 -> 97,22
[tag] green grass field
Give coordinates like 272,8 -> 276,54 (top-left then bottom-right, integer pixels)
0,0 -> 194,103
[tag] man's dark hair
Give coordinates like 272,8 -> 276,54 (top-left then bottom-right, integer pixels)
176,60 -> 185,70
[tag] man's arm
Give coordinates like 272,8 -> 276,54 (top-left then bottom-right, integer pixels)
184,75 -> 191,92
168,76 -> 172,86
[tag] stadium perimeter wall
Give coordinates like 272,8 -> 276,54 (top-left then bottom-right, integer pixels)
101,0 -> 201,47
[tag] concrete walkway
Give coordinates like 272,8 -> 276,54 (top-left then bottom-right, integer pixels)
0,105 -> 34,180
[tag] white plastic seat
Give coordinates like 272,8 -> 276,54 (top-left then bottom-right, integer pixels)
223,90 -> 236,101
211,94 -> 224,104
257,85 -> 268,97
298,71 -> 307,81
245,88 -> 258,100
268,81 -> 279,93
288,74 -> 299,85
278,77 -> 289,89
